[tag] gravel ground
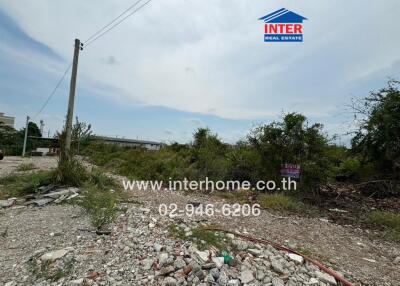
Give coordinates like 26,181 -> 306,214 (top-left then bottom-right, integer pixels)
130,186 -> 400,285
0,156 -> 399,286
0,156 -> 57,177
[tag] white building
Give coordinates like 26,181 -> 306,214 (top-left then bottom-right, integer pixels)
0,112 -> 15,128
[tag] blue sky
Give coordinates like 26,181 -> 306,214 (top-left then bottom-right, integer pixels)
1,1 -> 399,144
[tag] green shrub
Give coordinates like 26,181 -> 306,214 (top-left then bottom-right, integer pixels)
167,224 -> 232,251
89,168 -> 117,189
225,144 -> 263,183
368,210 -> 400,241
0,171 -> 54,198
54,157 -> 89,187
77,185 -> 117,229
16,163 -> 36,172
167,224 -> 186,239
368,210 -> 400,230
258,193 -> 304,212
191,227 -> 232,251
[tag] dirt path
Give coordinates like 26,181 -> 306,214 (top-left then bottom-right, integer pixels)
0,156 -> 399,285
0,156 -> 57,177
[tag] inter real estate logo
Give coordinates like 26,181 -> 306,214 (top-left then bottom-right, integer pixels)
259,8 -> 307,42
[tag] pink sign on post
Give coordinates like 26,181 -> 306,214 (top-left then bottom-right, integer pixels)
280,164 -> 301,179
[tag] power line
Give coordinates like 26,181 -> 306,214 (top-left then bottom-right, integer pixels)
83,0 -> 144,44
84,0 -> 152,47
32,0 -> 153,121
32,62 -> 72,120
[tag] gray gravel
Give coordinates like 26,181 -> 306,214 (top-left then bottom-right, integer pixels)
0,157 -> 399,285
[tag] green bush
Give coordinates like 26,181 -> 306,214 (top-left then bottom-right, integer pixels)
16,163 -> 36,172
225,144 -> 263,183
54,157 -> 89,187
258,193 -> 304,212
368,210 -> 400,241
334,157 -> 361,179
82,142 -> 190,181
0,171 -> 54,198
76,185 -> 118,229
352,80 -> 400,177
89,168 -> 117,189
368,210 -> 400,230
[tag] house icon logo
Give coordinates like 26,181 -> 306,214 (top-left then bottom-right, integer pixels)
259,8 -> 307,42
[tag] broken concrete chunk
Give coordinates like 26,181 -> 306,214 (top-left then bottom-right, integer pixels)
212,257 -> 224,268
30,198 -> 55,207
66,278 -> 84,286
272,277 -> 285,286
43,187 -> 79,199
247,248 -> 262,256
315,271 -> 337,285
0,198 -> 17,208
39,247 -> 73,262
240,269 -> 254,284
195,250 -> 210,263
287,253 -> 304,264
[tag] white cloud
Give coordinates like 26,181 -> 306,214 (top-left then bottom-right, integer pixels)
1,0 -> 400,121
185,118 -> 203,126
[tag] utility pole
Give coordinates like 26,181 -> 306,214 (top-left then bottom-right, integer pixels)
22,115 -> 30,157
64,39 -> 82,159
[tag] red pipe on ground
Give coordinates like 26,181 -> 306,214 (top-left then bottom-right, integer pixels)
204,227 -> 354,286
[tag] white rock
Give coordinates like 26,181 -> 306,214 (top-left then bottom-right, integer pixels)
287,253 -> 304,264
256,269 -> 265,280
195,250 -> 209,263
174,258 -> 186,269
233,240 -> 248,251
154,243 -> 163,252
217,269 -> 228,285
272,277 -> 285,286
0,198 -> 16,208
39,247 -> 72,262
226,234 -> 235,239
248,248 -> 262,256
306,277 -> 319,285
227,279 -> 240,286
394,256 -> 400,264
315,271 -> 337,285
271,260 -> 285,274
240,269 -> 254,284
123,246 -> 130,253
163,277 -> 177,286
141,259 -> 153,270
212,257 -> 224,268
67,278 -> 84,286
159,253 -> 169,266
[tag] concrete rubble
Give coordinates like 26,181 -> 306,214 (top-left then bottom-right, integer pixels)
0,186 -> 80,209
1,202 -> 343,286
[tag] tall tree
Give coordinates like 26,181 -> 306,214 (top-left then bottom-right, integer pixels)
351,80 -> 400,175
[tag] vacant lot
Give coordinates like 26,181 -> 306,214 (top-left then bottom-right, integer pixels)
0,156 -> 399,285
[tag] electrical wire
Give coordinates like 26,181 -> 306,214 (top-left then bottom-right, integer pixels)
83,0 -> 144,44
32,62 -> 72,120
84,0 -> 152,47
32,0 -> 153,120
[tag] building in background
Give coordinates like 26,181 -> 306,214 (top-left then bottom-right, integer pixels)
0,112 -> 15,128
94,136 -> 162,150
